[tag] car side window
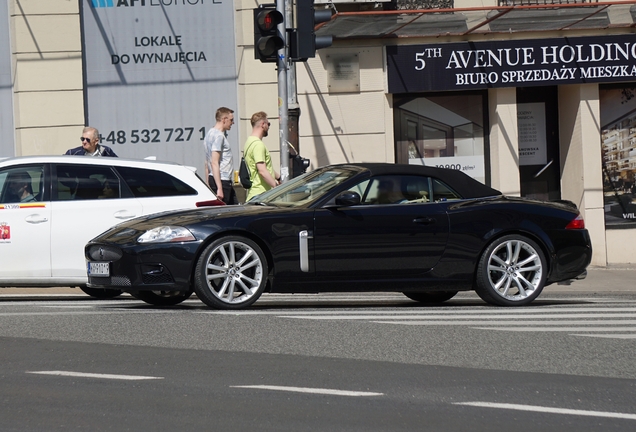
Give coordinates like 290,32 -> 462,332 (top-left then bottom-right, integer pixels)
0,165 -> 46,204
55,164 -> 121,201
115,166 -> 196,198
431,178 -> 461,201
361,175 -> 431,205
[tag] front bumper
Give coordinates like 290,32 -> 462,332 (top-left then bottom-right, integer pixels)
85,241 -> 202,292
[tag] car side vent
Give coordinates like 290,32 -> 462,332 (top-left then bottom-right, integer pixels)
87,245 -> 123,261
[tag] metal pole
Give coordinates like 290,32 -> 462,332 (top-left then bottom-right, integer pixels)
277,0 -> 289,183
286,1 -> 300,178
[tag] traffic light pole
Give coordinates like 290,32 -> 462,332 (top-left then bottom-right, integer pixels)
276,0 -> 290,183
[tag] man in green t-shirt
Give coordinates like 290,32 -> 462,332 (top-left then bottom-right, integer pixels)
244,111 -> 280,202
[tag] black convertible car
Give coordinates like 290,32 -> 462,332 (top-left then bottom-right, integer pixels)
85,163 -> 592,309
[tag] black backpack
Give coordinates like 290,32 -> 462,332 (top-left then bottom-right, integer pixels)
239,157 -> 251,189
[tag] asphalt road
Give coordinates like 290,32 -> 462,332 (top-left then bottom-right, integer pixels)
0,285 -> 635,431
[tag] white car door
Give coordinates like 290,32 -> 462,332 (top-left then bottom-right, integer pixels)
0,164 -> 52,283
50,163 -> 143,281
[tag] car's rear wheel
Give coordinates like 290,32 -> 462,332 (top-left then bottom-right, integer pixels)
131,289 -> 193,306
194,236 -> 268,310
475,234 -> 547,306
403,291 -> 458,303
79,286 -> 122,299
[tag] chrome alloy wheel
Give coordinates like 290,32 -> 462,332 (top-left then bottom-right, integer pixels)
486,238 -> 544,301
204,240 -> 265,305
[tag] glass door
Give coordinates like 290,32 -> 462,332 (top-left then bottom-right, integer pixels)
517,86 -> 561,201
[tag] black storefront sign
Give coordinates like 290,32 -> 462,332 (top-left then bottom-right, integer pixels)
387,34 -> 636,93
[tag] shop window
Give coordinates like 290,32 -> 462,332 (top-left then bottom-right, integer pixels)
394,92 -> 488,184
600,84 -> 636,228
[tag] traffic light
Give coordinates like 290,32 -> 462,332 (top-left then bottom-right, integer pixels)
253,5 -> 284,63
290,0 -> 333,61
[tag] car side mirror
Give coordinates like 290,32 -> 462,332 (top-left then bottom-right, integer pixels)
334,191 -> 361,207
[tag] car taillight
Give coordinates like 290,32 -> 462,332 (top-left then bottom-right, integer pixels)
565,214 -> 585,229
196,199 -> 225,207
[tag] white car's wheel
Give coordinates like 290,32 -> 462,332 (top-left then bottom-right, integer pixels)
475,235 -> 547,306
194,236 -> 268,310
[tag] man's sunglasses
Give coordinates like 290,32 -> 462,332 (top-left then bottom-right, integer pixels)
80,137 -> 92,142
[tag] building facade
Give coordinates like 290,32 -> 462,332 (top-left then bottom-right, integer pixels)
4,0 -> 636,266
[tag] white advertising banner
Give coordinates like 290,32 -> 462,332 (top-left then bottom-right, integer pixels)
0,3 -> 14,157
518,103 -> 547,166
81,0 -> 238,175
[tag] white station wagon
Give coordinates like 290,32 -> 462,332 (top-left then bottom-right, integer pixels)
0,155 -> 223,297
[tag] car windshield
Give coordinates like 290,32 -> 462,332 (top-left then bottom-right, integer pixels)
247,167 -> 356,207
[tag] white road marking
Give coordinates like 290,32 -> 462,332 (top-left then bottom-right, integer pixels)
280,313 -> 636,320
231,385 -> 383,397
26,371 -> 163,380
571,334 -> 636,339
202,307 -> 636,316
455,402 -> 636,420
474,327 -> 636,332
372,320 -> 636,325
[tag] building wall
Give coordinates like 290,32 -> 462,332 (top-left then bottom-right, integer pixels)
297,46 -> 394,167
487,87 -> 520,196
9,0 -> 84,156
6,0 -> 636,266
559,84 -> 607,266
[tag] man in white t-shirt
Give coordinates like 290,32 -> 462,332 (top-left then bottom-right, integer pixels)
204,107 -> 238,204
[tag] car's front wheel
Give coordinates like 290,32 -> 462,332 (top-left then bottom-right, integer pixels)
131,289 -> 193,306
403,291 -> 458,303
475,234 -> 547,306
194,236 -> 268,310
79,286 -> 122,299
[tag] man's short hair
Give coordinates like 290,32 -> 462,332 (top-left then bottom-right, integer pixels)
250,111 -> 268,127
83,126 -> 99,140
216,107 -> 234,122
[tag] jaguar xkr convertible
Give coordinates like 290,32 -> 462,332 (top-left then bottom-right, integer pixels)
85,163 -> 592,309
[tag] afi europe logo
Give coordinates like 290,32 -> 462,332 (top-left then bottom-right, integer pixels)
91,0 -> 211,7
91,0 -> 114,7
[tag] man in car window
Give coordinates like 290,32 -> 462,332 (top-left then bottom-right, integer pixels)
65,127 -> 118,157
376,179 -> 407,204
9,171 -> 36,203
204,107 -> 238,205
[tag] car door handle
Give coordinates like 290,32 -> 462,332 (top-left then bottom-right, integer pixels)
25,214 -> 48,224
114,210 -> 138,220
413,217 -> 436,225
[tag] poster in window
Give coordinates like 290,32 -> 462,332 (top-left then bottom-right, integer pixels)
600,86 -> 636,228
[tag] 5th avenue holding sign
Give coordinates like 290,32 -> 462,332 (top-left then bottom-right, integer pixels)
387,34 -> 636,93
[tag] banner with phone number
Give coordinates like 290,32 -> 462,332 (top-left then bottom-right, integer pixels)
80,0 -> 239,175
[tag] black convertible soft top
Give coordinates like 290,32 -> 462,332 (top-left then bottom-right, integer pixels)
334,163 -> 502,199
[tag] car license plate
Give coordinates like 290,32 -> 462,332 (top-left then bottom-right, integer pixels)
88,262 -> 109,277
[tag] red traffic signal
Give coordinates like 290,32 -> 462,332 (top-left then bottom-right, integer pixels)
253,7 -> 284,63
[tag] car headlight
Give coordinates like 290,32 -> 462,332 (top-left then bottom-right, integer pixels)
137,226 -> 196,244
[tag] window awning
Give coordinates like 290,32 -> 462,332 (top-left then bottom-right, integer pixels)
316,2 -> 636,40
